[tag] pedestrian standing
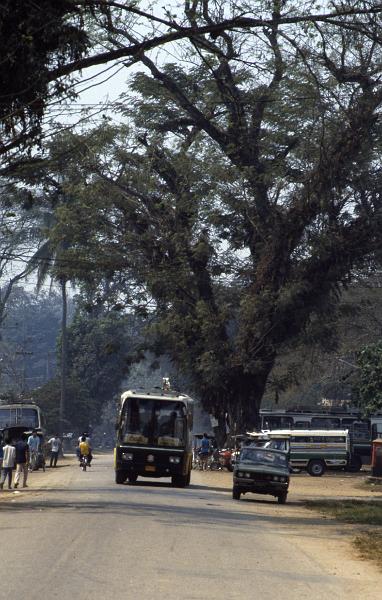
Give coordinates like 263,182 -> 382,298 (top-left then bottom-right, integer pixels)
14,433 -> 30,489
27,430 -> 40,471
199,433 -> 210,471
47,434 -> 61,468
0,438 -> 16,490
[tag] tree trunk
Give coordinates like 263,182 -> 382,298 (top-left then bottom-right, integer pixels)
229,367 -> 274,433
59,278 -> 67,437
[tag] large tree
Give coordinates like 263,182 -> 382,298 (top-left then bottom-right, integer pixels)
2,1 -> 382,161
8,1 -> 382,428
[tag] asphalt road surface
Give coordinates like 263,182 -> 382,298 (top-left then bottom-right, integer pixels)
0,454 -> 380,600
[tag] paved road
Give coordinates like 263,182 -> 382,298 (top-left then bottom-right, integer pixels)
0,455 -> 379,600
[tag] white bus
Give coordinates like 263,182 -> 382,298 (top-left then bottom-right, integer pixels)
0,402 -> 44,431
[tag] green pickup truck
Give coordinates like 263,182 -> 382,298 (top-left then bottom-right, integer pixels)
233,447 -> 290,504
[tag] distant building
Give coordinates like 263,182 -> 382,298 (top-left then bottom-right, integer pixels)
320,397 -> 350,409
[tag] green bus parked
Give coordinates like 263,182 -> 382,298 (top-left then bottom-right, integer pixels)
249,429 -> 356,476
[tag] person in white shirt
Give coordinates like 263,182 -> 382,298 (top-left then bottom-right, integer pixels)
0,439 -> 16,490
47,435 -> 61,468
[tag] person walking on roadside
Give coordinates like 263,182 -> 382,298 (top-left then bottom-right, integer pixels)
27,430 -> 40,471
14,433 -> 29,489
199,433 -> 210,471
0,438 -> 16,490
47,434 -> 61,468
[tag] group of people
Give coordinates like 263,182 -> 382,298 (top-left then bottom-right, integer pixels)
0,431 -> 62,490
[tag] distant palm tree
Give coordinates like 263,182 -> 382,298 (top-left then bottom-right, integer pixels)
29,214 -> 69,436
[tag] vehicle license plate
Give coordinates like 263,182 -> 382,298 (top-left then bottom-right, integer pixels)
145,465 -> 156,472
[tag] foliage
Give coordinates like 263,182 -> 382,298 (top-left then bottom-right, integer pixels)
7,1 -> 382,429
0,286 -> 70,394
32,376 -> 92,434
354,341 -> 382,415
0,186 -> 48,324
0,0 -> 92,156
31,305 -> 142,432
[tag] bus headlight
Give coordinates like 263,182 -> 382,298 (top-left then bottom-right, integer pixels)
122,453 -> 133,461
169,456 -> 181,464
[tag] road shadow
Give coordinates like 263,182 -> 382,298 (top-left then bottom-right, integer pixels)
190,484 -> 232,493
0,488 -> 345,542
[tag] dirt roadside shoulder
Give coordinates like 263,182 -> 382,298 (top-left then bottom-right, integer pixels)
193,467 -> 382,591
0,454 -> 78,500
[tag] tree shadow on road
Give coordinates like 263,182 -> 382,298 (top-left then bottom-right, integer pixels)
0,488 -> 343,542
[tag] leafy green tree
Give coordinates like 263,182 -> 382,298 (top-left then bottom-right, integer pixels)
10,1 -> 382,429
2,1 -> 382,162
354,341 -> 382,415
0,0 -> 92,158
65,307 -> 141,420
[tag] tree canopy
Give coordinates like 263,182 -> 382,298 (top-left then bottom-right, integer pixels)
4,1 -> 382,429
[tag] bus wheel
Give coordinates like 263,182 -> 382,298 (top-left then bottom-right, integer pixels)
308,460 -> 325,477
128,474 -> 138,483
346,456 -> 362,473
172,474 -> 187,488
115,471 -> 126,484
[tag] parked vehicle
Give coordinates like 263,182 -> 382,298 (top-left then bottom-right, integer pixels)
0,402 -> 45,432
249,429 -> 357,476
233,447 -> 290,503
260,408 -> 382,464
218,448 -> 234,471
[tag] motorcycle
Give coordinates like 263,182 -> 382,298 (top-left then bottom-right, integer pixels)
208,449 -> 222,471
80,455 -> 89,471
218,448 -> 234,472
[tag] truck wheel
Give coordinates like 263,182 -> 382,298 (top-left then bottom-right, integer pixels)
172,474 -> 187,488
277,493 -> 287,504
128,474 -> 138,483
232,487 -> 241,500
346,456 -> 362,473
115,471 -> 126,484
307,460 -> 325,477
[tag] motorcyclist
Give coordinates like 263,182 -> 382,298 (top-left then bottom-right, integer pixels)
79,436 -> 90,466
78,432 -> 92,466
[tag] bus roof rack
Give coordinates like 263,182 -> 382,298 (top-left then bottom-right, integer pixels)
126,388 -> 187,398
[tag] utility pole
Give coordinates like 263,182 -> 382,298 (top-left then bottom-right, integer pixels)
15,349 -> 33,393
59,278 -> 68,437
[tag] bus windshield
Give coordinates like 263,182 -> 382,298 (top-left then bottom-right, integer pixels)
0,406 -> 40,429
120,398 -> 187,448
